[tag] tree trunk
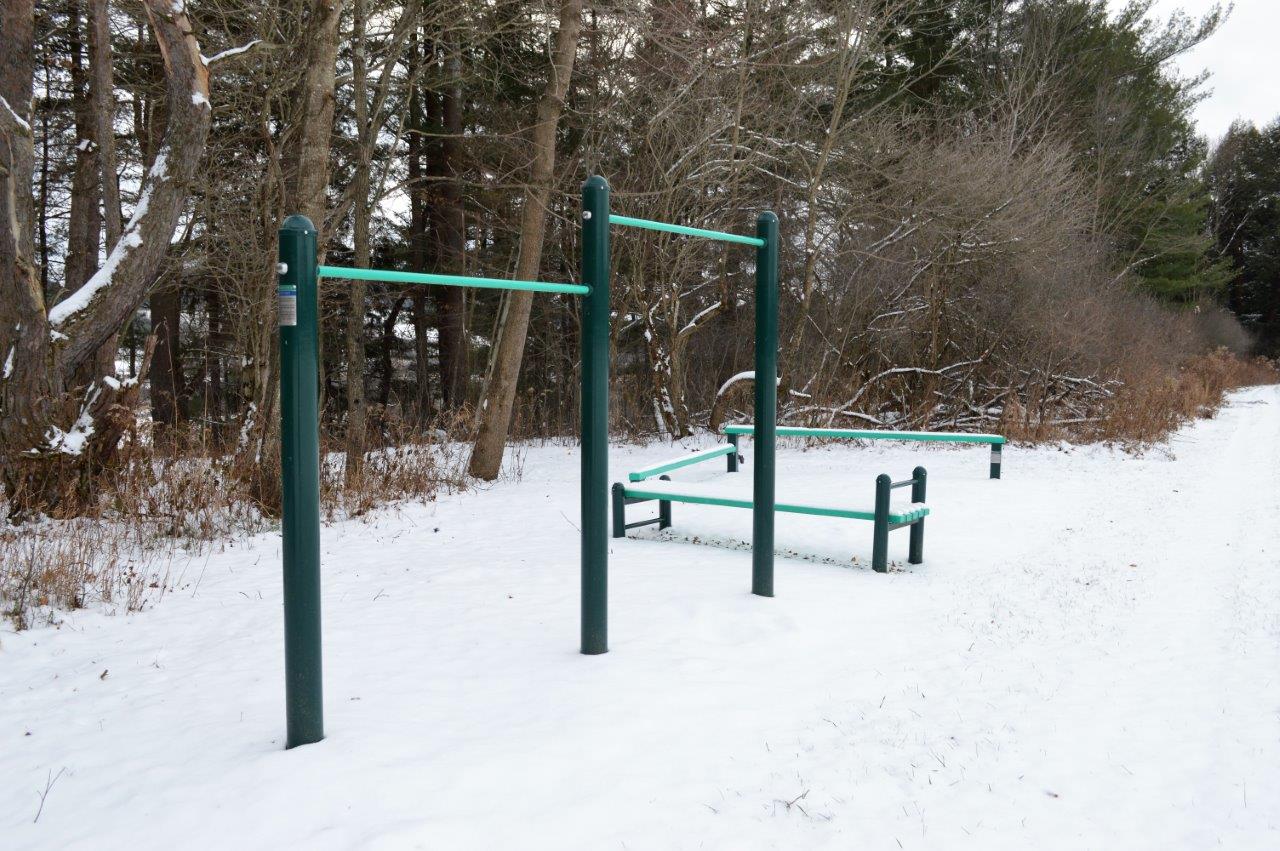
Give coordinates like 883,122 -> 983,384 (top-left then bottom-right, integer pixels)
66,3 -> 102,297
468,0 -> 582,479
0,0 -> 211,516
286,0 -> 341,233
345,0 -> 370,479
411,294 -> 434,421
149,282 -> 181,427
432,50 -> 467,410
90,0 -> 122,248
407,35 -> 433,424
379,294 -> 407,406
0,0 -> 54,490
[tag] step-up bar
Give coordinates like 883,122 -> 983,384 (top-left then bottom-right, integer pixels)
609,214 -> 765,247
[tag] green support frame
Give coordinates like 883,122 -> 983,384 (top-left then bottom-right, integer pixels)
606,206 -> 779,600
276,176 -> 776,746
276,180 -> 609,746
278,216 -> 323,749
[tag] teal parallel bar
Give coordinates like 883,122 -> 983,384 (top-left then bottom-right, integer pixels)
724,424 -> 1006,444
318,264 -> 589,296
608,214 -> 765,247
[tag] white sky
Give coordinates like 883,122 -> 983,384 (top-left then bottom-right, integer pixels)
1146,0 -> 1279,140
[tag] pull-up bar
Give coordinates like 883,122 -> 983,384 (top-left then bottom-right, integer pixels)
609,214 -> 766,248
317,264 -> 589,296
274,179 -> 777,752
276,208 -> 607,751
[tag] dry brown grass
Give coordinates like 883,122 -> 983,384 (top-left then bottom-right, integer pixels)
1,411 -> 469,630
1094,350 -> 1279,446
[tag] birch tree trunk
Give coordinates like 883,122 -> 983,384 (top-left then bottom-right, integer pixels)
467,0 -> 581,480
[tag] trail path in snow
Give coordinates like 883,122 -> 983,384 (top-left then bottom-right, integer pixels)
2,387 -> 1278,849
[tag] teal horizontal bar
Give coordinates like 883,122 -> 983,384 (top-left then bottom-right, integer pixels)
628,443 -> 735,482
317,265 -> 589,296
724,424 -> 1006,444
609,215 -> 765,247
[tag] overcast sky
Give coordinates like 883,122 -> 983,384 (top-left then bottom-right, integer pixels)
1146,0 -> 1278,140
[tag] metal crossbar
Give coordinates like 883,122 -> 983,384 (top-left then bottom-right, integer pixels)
723,424 -> 1005,444
317,264 -> 589,296
608,215 -> 765,247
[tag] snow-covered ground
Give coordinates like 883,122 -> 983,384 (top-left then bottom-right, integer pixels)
4,387 -> 1279,849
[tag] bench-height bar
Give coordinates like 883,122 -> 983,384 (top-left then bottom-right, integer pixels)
724,424 -> 1004,444
318,264 -> 589,296
609,214 -> 766,248
628,444 -> 736,482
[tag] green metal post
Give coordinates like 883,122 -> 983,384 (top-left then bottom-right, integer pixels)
872,473 -> 891,573
581,176 -> 611,654
909,466 -> 926,565
278,215 -> 323,748
752,212 -> 779,597
990,443 -> 1002,479
727,433 -> 740,473
611,482 -> 627,539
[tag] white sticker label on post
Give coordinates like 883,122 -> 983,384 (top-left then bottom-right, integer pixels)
279,286 -> 298,327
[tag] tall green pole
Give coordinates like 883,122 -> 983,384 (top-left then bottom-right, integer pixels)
752,211 -> 778,597
278,215 -> 324,747
581,176 -> 611,654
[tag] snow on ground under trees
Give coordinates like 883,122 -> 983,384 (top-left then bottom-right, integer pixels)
3,387 -> 1280,849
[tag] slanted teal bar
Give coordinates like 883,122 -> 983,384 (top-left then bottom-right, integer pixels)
318,264 -> 589,296
627,444 -> 736,482
609,214 -> 766,248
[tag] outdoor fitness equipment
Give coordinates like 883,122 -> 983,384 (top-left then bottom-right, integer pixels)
723,425 -> 1007,479
612,442 -> 929,573
275,177 -> 779,748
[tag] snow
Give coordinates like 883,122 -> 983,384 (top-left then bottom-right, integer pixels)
43,408 -> 96,457
0,95 -> 32,134
201,40 -> 261,65
2,344 -> 13,379
191,91 -> 209,109
3,387 -> 1280,848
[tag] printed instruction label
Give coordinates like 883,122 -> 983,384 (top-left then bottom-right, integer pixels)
279,286 -> 298,326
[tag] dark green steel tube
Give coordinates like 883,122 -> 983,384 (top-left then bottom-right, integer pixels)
909,466 -> 926,565
990,443 -> 1002,479
278,215 -> 324,748
872,474 -> 891,573
752,212 -> 779,597
581,177 -> 611,654
611,482 -> 626,539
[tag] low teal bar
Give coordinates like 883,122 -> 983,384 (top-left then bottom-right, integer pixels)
317,264 -> 589,296
608,215 -> 765,248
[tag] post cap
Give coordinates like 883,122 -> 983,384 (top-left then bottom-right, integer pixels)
281,214 -> 317,234
583,175 -> 609,192
757,210 -> 778,224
